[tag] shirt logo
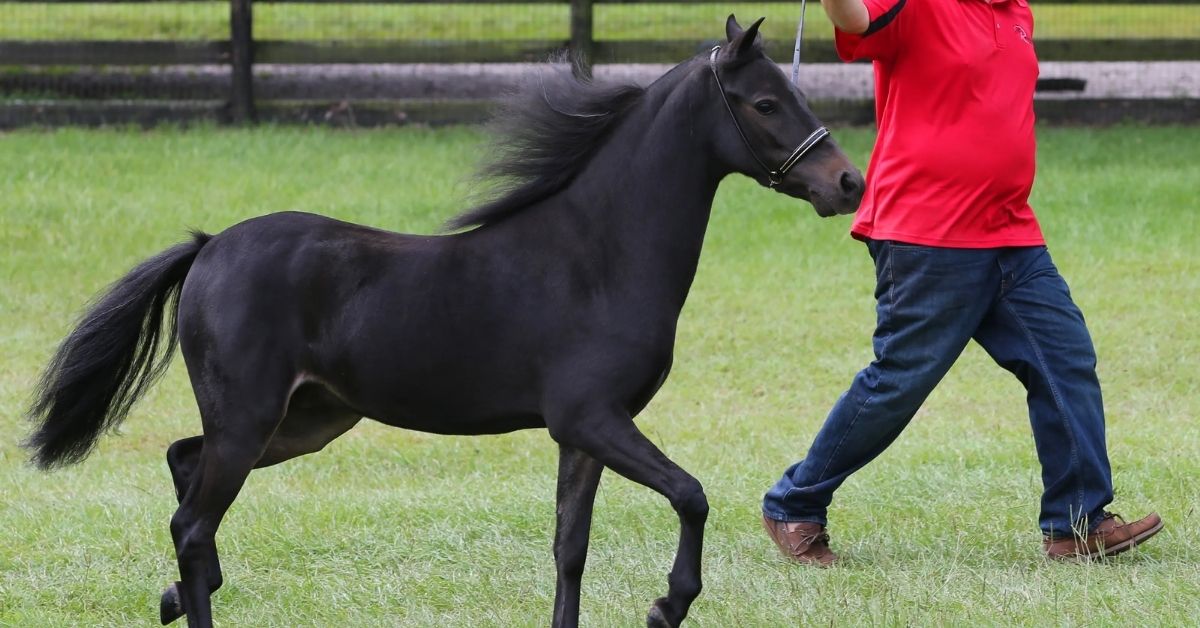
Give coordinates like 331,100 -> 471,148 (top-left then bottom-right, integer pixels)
1014,25 -> 1031,45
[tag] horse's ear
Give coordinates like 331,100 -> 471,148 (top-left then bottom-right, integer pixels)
725,14 -> 743,43
733,17 -> 766,56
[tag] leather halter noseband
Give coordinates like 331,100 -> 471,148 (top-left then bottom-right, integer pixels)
709,46 -> 830,188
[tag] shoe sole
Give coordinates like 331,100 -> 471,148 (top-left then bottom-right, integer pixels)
1048,518 -> 1165,561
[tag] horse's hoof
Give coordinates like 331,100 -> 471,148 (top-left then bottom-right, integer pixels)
646,598 -> 676,628
159,582 -> 185,625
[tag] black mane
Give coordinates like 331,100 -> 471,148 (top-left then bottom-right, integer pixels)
447,63 -> 646,230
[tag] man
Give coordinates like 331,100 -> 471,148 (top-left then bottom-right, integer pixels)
761,0 -> 1163,565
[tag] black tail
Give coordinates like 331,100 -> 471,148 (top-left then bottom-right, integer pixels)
25,231 -> 211,470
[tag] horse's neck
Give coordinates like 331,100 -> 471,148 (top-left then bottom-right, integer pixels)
561,71 -> 723,309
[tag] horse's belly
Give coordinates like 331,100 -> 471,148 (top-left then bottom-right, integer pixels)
367,409 -> 547,436
343,377 -> 549,439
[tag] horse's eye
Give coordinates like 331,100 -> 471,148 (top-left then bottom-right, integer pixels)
754,100 -> 777,115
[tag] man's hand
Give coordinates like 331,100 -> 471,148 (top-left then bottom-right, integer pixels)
820,0 -> 870,34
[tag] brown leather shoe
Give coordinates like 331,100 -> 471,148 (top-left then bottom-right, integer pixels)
762,515 -> 838,566
1044,511 -> 1164,560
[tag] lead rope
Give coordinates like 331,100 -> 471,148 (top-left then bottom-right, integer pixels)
783,0 -> 831,183
791,0 -> 809,85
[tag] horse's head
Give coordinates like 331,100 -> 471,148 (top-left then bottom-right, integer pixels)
708,15 -> 864,217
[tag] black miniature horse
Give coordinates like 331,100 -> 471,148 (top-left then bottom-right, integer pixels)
26,17 -> 863,628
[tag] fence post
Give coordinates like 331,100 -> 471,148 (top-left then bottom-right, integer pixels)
570,0 -> 594,80
230,0 -> 256,123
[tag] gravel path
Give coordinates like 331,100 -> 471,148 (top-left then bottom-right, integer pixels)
257,61 -> 1200,100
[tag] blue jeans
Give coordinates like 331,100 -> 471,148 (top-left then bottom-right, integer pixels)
763,241 -> 1114,537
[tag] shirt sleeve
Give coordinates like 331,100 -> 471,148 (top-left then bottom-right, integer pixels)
834,0 -> 909,62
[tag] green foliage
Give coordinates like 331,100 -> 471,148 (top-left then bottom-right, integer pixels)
0,2 -> 1195,41
1,125 -> 1197,626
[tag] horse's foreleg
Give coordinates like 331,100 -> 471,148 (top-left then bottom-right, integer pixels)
551,444 -> 605,628
550,410 -> 708,628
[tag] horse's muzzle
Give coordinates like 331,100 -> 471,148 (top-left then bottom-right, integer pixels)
806,167 -> 864,217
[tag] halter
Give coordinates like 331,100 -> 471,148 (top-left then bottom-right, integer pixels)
708,46 -> 829,188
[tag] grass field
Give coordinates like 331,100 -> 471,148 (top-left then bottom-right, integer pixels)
1,3 -> 1197,41
1,123 -> 1198,626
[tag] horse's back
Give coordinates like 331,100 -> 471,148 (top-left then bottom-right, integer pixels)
176,211 -> 435,379
195,210 -> 437,263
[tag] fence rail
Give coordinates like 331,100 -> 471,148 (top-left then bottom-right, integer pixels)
6,38 -> 1199,66
3,0 -> 1199,126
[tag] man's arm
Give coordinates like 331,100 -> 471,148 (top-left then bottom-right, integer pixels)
820,0 -> 870,35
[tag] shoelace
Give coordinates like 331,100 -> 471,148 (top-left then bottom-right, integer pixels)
788,531 -> 830,554
1096,511 -> 1128,536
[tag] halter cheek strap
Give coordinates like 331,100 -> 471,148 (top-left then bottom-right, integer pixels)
708,46 -> 830,188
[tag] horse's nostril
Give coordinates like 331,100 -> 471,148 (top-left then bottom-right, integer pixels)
840,170 -> 864,196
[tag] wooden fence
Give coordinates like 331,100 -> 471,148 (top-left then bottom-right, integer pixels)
2,0 -> 1199,125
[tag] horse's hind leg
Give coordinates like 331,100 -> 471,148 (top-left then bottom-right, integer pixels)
160,436 -> 225,625
551,445 -> 604,628
169,386 -> 288,628
160,385 -> 359,625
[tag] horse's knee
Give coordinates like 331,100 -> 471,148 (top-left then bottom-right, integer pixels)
673,483 -> 708,523
554,541 -> 588,581
669,573 -> 703,602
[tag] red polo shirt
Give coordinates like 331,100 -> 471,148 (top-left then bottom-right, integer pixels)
836,0 -> 1045,248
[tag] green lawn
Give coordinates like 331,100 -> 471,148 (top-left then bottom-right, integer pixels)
1,124 -> 1198,626
0,3 -> 1196,41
